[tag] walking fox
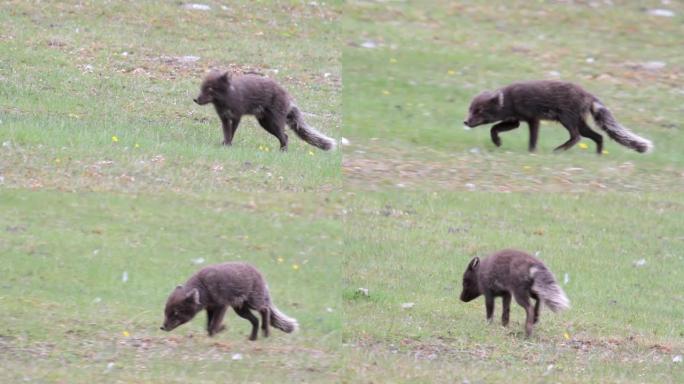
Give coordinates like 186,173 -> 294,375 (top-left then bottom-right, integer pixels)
463,80 -> 653,154
459,249 -> 569,337
160,262 -> 298,340
194,71 -> 336,151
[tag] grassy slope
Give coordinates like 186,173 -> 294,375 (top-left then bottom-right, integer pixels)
1,0 -> 341,193
1,1 -> 343,382
342,0 -> 684,192
1,190 -> 342,383
342,192 -> 684,383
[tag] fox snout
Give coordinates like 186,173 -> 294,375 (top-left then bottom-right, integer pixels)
194,95 -> 211,105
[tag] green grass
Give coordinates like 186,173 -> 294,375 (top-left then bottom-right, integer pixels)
1,0 -> 341,193
0,190 -> 342,382
342,191 -> 684,383
342,0 -> 684,192
1,1 -> 343,382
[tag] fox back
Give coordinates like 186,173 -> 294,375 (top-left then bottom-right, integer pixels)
161,262 -> 268,332
460,249 -> 569,336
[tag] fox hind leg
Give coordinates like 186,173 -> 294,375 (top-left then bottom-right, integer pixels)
554,116 -> 582,152
259,307 -> 271,337
513,288 -> 535,337
234,306 -> 260,341
257,114 -> 288,151
578,118 -> 603,154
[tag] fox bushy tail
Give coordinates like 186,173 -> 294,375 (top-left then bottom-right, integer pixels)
530,265 -> 570,312
286,105 -> 336,151
269,303 -> 298,333
591,101 -> 653,153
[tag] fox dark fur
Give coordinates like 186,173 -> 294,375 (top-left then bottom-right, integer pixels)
194,71 -> 336,151
160,262 -> 298,341
464,80 -> 653,154
460,249 -> 569,337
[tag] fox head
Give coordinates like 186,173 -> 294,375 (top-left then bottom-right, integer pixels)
160,285 -> 203,332
459,257 -> 482,302
194,71 -> 231,105
463,90 -> 504,127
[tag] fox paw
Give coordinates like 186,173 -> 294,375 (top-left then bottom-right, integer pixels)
208,325 -> 226,336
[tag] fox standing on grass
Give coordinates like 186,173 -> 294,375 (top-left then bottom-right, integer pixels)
459,249 -> 569,337
463,80 -> 653,154
160,262 -> 298,341
194,70 -> 336,151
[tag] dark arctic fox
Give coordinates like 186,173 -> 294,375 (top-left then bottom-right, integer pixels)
463,80 -> 653,154
160,262 -> 298,340
194,71 -> 336,151
460,249 -> 569,337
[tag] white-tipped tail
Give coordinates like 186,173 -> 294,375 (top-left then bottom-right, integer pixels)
286,105 -> 337,151
270,304 -> 299,333
591,102 -> 653,153
530,266 -> 570,312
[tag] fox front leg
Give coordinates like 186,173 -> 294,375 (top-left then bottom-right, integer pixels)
490,120 -> 520,147
207,306 -> 228,336
485,293 -> 495,323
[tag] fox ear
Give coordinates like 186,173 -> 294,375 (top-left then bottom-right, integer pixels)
468,257 -> 480,271
219,71 -> 230,83
491,91 -> 504,107
185,288 -> 200,305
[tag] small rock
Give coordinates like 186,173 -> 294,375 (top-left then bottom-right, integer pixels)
401,302 -> 415,309
104,362 -> 114,373
547,70 -> 561,78
586,57 -> 595,63
647,9 -> 675,17
191,257 -> 205,265
184,3 -> 211,11
469,147 -> 480,154
673,355 -> 683,363
360,40 -> 377,49
464,183 -> 476,190
340,137 -> 351,146
641,61 -> 667,71
357,287 -> 369,296
231,353 -> 243,360
633,259 -> 646,267
326,307 -> 333,313
122,271 -> 129,282
563,273 -> 570,285
178,55 -> 200,63
93,297 -> 102,303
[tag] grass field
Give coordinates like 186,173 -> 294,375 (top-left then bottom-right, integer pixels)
1,190 -> 342,382
1,1 -> 342,382
342,192 -> 684,383
342,0 -> 684,192
341,1 -> 684,382
1,0 -> 341,193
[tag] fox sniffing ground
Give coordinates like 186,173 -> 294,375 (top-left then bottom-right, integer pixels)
460,249 -> 569,337
160,262 -> 298,341
194,71 -> 336,151
463,80 -> 653,154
